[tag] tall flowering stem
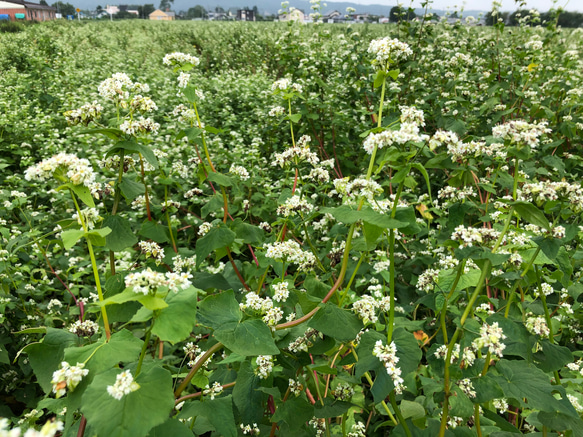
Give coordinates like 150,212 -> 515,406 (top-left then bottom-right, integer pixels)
70,191 -> 111,341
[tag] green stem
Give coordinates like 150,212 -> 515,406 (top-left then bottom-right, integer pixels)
288,98 -> 296,147
165,186 -> 178,253
390,392 -> 412,437
175,342 -> 224,397
512,156 -> 520,200
135,324 -> 153,377
70,190 -> 111,341
338,253 -> 365,307
535,265 -> 561,384
365,76 -> 387,180
109,149 -> 125,275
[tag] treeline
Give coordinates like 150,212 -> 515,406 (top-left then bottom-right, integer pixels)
389,5 -> 583,28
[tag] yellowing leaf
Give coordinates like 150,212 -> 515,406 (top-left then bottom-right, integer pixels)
416,204 -> 433,220
528,63 -> 539,72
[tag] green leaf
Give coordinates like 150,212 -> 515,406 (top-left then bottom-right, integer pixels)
64,329 -> 142,374
373,70 -> 386,88
24,328 -> 77,394
362,221 -> 384,250
232,219 -> 264,244
106,140 -> 158,170
206,172 -> 233,187
192,272 -> 232,291
138,295 -> 169,310
139,220 -> 169,244
148,418 -> 194,437
437,268 -> 481,293
308,302 -> 363,343
387,69 -> 400,81
289,113 -> 302,123
179,396 -> 237,437
472,374 -> 504,403
81,365 -> 175,437
81,127 -> 123,140
119,178 -> 145,202
61,229 -> 85,250
197,290 -> 242,330
195,224 -> 236,267
103,215 -> 138,252
183,85 -> 198,103
152,286 -> 198,344
313,398 -> 353,418
533,340 -> 574,373
232,360 -> 265,424
86,227 -> 112,246
533,236 -> 562,261
272,396 -> 314,426
69,183 -> 95,208
512,201 -> 550,230
493,360 -> 577,417
320,205 -> 407,229
399,400 -> 426,420
215,319 -> 280,356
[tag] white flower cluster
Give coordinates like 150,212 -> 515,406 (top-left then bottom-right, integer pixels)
265,240 -> 316,271
493,398 -> 508,413
0,418 -> 64,437
332,177 -> 383,204
363,122 -> 428,155
416,268 -> 440,293
198,222 -> 213,236
525,39 -> 543,51
51,362 -> 89,398
129,95 -> 157,113
268,106 -> 285,117
568,394 -> 583,414
458,378 -> 476,398
372,340 -> 405,394
172,104 -> 197,124
255,355 -> 273,379
72,207 -> 101,230
368,37 -> 412,70
98,72 -> 133,102
229,164 -> 250,181
25,153 -> 96,187
177,72 -> 190,88
521,181 -> 583,213
276,195 -> 314,217
434,344 -> 476,367
138,240 -> 164,265
399,105 -> 425,126
119,117 -> 159,136
240,423 -> 260,435
451,225 -> 500,248
203,381 -> 223,400
64,101 -> 103,126
272,135 -> 319,167
68,320 -> 99,337
332,382 -> 354,400
472,322 -> 507,358
271,78 -> 302,94
428,129 -> 460,152
288,378 -> 303,396
309,418 -> 326,437
492,119 -> 551,149
125,268 -> 192,295
287,329 -> 322,353
525,315 -> 550,337
162,52 -> 200,67
107,370 -> 140,400
437,186 -> 476,204
352,294 -> 394,324
271,281 -> 290,302
347,422 -> 366,437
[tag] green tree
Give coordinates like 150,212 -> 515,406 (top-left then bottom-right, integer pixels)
389,5 -> 416,23
485,10 -> 509,25
159,0 -> 173,11
186,4 -> 206,18
52,1 -> 76,16
138,3 -> 155,18
96,4 -> 102,11
114,10 -> 138,19
39,0 -> 48,5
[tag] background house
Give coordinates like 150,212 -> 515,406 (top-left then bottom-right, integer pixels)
0,0 -> 56,21
149,8 -> 174,20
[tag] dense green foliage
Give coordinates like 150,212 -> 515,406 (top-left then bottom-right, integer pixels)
1,17 -> 583,437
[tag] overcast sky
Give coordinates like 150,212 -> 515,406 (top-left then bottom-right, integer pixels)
352,0 -> 580,12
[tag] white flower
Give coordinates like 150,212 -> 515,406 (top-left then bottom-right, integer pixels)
51,362 -> 89,398
107,370 -> 140,400
255,355 -> 273,379
368,37 -> 412,70
372,340 -> 406,394
163,52 -> 200,67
